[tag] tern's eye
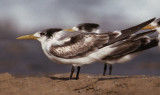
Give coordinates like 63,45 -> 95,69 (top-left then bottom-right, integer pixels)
40,32 -> 46,36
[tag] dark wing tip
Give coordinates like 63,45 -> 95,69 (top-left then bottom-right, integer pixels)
107,18 -> 156,45
147,17 -> 156,24
150,17 -> 156,21
122,17 -> 156,31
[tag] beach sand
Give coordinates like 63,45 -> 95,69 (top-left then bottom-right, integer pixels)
0,73 -> 160,95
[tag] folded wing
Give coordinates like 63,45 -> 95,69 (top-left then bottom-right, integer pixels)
50,33 -> 109,58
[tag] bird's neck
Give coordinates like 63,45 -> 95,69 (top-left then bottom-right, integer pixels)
41,42 -> 52,56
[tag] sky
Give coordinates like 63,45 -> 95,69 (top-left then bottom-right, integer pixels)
0,0 -> 160,75
0,0 -> 160,32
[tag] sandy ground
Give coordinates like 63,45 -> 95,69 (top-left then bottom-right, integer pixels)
0,73 -> 160,95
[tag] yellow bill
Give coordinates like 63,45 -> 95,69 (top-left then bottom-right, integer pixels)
142,25 -> 156,30
63,28 -> 76,32
16,34 -> 39,40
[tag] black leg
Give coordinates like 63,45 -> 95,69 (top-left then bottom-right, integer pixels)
70,65 -> 75,79
75,66 -> 81,79
103,64 -> 107,76
109,64 -> 112,75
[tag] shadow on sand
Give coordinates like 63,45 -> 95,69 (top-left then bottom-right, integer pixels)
47,76 -> 79,81
97,76 -> 130,81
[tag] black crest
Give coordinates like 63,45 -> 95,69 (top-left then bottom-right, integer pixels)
76,23 -> 99,32
41,28 -> 62,38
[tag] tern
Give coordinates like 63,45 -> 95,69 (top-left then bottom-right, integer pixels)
72,19 -> 158,75
16,18 -> 155,79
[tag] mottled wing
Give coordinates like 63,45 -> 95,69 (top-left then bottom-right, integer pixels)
103,36 -> 159,60
50,33 -> 109,58
102,40 -> 142,60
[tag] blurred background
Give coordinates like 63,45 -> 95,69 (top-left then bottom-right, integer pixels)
0,0 -> 160,76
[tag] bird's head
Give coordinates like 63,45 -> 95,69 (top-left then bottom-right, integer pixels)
142,18 -> 160,33
16,28 -> 63,42
72,23 -> 100,33
16,28 -> 80,46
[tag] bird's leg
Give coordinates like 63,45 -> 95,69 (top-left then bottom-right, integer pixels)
75,66 -> 81,79
70,65 -> 75,79
103,64 -> 107,76
109,64 -> 112,75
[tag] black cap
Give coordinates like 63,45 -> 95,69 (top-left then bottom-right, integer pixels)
76,23 -> 99,32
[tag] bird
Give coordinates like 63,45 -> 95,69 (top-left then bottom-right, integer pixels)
142,18 -> 160,31
72,23 -> 124,75
68,18 -> 156,76
101,30 -> 158,75
142,18 -> 160,45
72,23 -> 100,33
103,18 -> 160,76
16,18 -> 155,79
71,18 -> 158,76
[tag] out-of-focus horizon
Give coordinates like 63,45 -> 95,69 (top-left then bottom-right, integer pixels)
1,0 -> 160,75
